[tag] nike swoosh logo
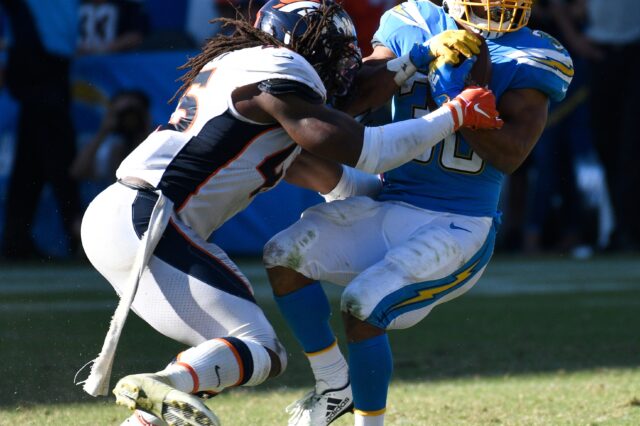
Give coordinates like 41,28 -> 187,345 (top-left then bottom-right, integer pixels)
450,222 -> 471,233
473,103 -> 491,119
214,365 -> 221,388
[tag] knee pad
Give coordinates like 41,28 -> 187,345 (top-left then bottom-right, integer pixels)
340,285 -> 369,323
263,223 -> 319,271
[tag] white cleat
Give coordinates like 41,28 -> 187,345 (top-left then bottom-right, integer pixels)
286,381 -> 353,426
113,374 -> 220,426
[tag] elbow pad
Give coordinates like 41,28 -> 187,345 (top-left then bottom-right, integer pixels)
356,106 -> 455,174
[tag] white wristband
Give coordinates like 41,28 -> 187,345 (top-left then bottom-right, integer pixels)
356,106 -> 455,174
321,165 -> 382,202
386,53 -> 418,86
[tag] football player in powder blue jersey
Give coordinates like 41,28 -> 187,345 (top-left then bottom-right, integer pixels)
264,1 -> 574,425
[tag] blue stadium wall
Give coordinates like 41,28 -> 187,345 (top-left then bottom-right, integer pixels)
0,51 -> 323,257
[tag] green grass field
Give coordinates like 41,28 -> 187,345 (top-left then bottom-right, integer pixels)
1,256 -> 639,425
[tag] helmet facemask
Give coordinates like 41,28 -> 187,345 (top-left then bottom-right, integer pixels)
443,0 -> 532,39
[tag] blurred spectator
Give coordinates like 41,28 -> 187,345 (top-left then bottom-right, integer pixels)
78,0 -> 149,54
0,0 -> 81,259
516,0 -> 600,254
71,90 -> 151,186
554,0 -> 640,251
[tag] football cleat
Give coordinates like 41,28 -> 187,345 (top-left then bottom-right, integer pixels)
286,381 -> 353,426
113,373 -> 220,426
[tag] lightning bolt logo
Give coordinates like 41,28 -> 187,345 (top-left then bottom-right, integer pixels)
392,260 -> 480,310
530,57 -> 575,78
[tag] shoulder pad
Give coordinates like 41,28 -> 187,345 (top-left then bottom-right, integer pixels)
373,1 -> 452,56
505,30 -> 574,102
224,46 -> 327,103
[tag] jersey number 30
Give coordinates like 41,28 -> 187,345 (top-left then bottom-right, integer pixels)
411,82 -> 484,174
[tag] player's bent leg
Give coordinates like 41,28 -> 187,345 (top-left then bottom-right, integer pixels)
264,198 -> 391,426
339,216 -> 495,425
157,337 -> 278,394
341,218 -> 494,331
273,282 -> 353,426
85,183 -> 287,423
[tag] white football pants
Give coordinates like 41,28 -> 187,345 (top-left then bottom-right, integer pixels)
264,196 -> 496,330
81,182 -> 285,359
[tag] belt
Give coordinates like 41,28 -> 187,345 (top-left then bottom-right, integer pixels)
117,176 -> 157,193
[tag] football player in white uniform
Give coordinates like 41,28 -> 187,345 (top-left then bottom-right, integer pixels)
80,1 -> 503,425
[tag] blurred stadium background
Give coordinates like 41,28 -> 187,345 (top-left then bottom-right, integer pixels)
0,1 -> 639,425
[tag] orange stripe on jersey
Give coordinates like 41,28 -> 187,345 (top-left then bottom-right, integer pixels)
216,338 -> 245,386
177,126 -> 278,213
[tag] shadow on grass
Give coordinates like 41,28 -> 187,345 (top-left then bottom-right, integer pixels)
2,285 -> 639,407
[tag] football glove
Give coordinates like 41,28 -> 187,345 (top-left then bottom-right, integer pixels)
445,86 -> 503,131
429,55 -> 476,107
410,30 -> 481,72
388,30 -> 480,86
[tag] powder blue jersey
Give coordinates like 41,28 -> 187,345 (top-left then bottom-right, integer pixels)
373,1 -> 574,217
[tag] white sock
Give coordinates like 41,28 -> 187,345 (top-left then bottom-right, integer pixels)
306,340 -> 349,392
157,337 -> 271,393
354,411 -> 385,426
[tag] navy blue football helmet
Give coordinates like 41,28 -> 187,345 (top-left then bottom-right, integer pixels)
255,0 -> 362,97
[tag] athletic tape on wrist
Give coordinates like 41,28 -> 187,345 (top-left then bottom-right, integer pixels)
386,53 -> 418,86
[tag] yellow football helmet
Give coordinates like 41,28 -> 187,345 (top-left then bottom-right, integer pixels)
443,0 -> 533,38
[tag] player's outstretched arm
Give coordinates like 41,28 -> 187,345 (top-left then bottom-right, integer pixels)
460,88 -> 549,174
284,150 -> 382,201
253,84 -> 502,174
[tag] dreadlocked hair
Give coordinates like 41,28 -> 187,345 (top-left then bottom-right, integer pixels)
172,0 -> 359,102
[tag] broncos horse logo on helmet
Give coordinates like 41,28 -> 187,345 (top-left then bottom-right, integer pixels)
255,0 -> 362,98
443,0 -> 533,39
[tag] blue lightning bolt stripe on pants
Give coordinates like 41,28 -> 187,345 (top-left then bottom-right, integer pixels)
364,226 -> 496,329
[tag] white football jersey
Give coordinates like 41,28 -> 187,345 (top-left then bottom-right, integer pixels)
117,46 -> 326,239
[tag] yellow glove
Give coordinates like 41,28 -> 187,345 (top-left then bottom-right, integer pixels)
426,29 -> 481,65
391,30 -> 481,86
